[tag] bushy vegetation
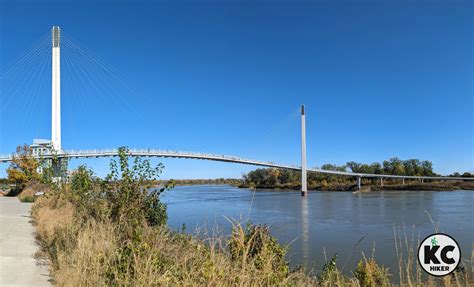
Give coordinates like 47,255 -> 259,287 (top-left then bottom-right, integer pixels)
241,157 -> 473,190
32,147 -> 171,284
354,257 -> 391,287
242,167 -> 363,190
6,145 -> 42,192
5,144 -> 59,199
156,178 -> 242,186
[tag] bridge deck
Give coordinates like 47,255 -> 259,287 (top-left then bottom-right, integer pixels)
0,149 -> 472,181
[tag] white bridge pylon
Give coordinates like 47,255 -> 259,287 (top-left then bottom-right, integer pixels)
51,26 -> 61,151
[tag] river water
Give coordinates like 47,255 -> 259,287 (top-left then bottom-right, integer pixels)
161,185 -> 473,275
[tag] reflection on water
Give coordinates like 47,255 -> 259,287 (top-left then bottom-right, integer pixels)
301,197 -> 309,267
161,185 -> 474,275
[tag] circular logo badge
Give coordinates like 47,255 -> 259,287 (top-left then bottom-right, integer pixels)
417,233 -> 461,277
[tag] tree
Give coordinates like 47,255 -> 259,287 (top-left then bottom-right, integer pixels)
70,165 -> 95,209
6,145 -> 40,187
359,164 -> 373,174
382,160 -> 391,174
389,158 -> 405,175
242,157 -> 442,188
103,146 -> 169,227
267,168 -> 280,186
370,162 -> 383,174
421,161 -> 434,176
403,159 -> 420,176
346,162 -> 361,173
278,169 -> 294,184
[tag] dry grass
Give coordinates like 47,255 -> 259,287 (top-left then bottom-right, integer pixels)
32,194 -> 472,286
18,183 -> 53,202
32,195 -> 75,240
53,220 -> 117,286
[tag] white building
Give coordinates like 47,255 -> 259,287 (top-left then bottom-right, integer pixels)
30,139 -> 53,157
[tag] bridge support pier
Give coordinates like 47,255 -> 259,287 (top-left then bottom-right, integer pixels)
301,105 -> 307,197
402,178 -> 405,185
357,176 -> 361,190
380,177 -> 383,187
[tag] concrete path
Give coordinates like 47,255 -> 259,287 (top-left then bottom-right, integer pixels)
0,197 -> 50,286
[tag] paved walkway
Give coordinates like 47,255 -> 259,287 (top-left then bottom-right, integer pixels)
0,197 -> 50,286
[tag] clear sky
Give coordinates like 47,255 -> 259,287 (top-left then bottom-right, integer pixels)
0,0 -> 472,178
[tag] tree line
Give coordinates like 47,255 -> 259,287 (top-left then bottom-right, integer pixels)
242,157 -> 471,189
155,178 -> 241,186
345,158 -> 435,176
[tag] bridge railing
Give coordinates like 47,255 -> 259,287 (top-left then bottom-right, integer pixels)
1,148 -> 473,181
61,149 -> 474,180
60,148 -> 296,169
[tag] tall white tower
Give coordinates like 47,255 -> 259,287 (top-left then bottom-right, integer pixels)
301,105 -> 307,196
51,26 -> 61,151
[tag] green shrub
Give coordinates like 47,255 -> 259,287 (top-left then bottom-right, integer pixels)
103,147 -> 169,228
354,258 -> 391,287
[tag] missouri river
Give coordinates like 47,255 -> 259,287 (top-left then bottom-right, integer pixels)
161,186 -> 473,276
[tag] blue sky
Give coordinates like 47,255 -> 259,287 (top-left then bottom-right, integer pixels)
0,0 -> 472,178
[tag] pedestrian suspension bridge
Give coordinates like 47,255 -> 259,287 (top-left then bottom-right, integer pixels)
1,26 -> 472,196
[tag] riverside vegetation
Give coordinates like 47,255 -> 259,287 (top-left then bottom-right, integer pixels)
240,158 -> 474,191
156,178 -> 242,187
4,146 -> 472,286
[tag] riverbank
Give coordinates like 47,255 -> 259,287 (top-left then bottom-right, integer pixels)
156,178 -> 241,187
369,181 -> 474,191
239,181 -> 474,192
0,197 -> 50,286
31,186 -> 473,286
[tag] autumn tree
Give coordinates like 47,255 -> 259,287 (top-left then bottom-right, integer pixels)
6,145 -> 40,188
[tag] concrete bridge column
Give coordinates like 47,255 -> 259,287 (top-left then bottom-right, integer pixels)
402,178 -> 405,185
357,176 -> 361,190
380,177 -> 383,187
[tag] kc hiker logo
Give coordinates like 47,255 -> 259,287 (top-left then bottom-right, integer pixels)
417,233 -> 461,276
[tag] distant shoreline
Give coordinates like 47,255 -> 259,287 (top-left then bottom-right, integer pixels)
155,180 -> 474,192
156,179 -> 242,187
237,181 -> 474,192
